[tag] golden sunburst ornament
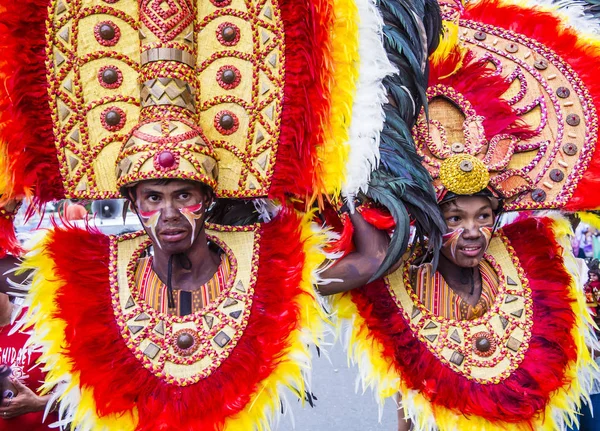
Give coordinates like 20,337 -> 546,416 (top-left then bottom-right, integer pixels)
439,154 -> 490,195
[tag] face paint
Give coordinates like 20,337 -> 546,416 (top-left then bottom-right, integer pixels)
442,228 -> 464,261
479,226 -> 493,251
139,209 -> 162,249
179,203 -> 204,246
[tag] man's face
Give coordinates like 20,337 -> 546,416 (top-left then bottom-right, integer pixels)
133,180 -> 211,254
440,196 -> 495,268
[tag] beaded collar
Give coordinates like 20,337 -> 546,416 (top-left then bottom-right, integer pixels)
109,223 -> 261,385
386,232 -> 534,384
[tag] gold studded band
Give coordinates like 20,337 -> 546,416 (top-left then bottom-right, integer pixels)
140,48 -> 195,68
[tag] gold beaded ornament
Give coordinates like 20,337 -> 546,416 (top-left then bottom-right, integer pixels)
46,0 -> 284,198
438,154 -> 490,196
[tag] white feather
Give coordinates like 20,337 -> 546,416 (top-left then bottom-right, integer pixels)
342,0 -> 397,202
252,198 -> 281,222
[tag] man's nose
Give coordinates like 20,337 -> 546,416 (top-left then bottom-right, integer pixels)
162,202 -> 180,220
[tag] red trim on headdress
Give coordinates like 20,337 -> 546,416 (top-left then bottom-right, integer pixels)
349,217 -> 577,423
430,49 -> 532,140
462,0 -> 600,211
46,208 -> 309,429
0,0 -> 64,205
270,0 -> 334,201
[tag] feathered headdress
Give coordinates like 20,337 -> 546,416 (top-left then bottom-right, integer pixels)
0,0 -> 446,275
414,0 -> 600,212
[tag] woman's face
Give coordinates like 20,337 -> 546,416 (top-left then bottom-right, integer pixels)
590,272 -> 599,282
440,196 -> 495,268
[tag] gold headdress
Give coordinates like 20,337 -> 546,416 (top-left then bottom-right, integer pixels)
414,0 -> 600,211
113,3 -> 218,191
6,0 -> 285,200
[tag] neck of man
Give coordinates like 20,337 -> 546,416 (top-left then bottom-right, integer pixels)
436,253 -> 482,299
151,227 -> 221,291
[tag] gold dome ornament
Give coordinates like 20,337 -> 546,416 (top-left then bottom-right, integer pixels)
439,154 -> 490,196
115,117 -> 218,192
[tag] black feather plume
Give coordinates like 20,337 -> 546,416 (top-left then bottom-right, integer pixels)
367,0 -> 445,281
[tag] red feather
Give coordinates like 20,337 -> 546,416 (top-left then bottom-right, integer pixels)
0,216 -> 22,258
46,208 -> 311,430
430,50 -> 533,140
349,217 -> 578,424
270,0 -> 334,201
359,206 -> 396,231
0,0 -> 64,205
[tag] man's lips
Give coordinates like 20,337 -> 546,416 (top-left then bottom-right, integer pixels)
158,228 -> 187,242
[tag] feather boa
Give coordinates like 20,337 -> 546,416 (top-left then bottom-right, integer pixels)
333,216 -> 596,431
313,0 -> 359,198
22,209 -> 328,431
0,0 -> 64,205
461,0 -> 600,211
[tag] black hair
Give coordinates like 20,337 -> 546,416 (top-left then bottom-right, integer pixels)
440,189 -> 504,215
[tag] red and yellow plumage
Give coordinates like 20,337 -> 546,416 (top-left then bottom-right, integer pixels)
22,208 -> 329,431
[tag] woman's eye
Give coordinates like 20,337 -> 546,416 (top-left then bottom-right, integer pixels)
148,195 -> 159,202
179,193 -> 190,200
447,216 -> 460,223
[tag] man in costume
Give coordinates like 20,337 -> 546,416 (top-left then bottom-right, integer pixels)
324,0 -> 600,430
0,0 -> 445,429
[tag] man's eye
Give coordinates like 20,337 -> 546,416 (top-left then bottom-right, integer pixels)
148,195 -> 160,202
179,193 -> 190,200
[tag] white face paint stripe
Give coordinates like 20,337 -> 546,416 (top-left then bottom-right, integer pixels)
479,226 -> 493,251
139,209 -> 162,249
442,228 -> 464,261
179,203 -> 203,246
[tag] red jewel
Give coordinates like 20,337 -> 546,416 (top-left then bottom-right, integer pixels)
158,151 -> 175,168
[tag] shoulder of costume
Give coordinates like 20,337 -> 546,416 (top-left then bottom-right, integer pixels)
332,211 -> 597,431
19,208 -> 331,430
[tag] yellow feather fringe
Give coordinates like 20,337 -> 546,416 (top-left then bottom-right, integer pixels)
22,218 -> 330,431
22,230 -> 137,431
315,0 -> 359,198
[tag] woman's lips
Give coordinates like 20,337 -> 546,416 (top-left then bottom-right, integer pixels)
459,245 -> 482,257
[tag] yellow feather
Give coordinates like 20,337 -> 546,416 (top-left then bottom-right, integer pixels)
315,0 -> 359,197
578,212 -> 600,231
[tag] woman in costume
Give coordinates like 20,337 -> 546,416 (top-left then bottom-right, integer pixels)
323,0 -> 600,429
0,0 -> 445,429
